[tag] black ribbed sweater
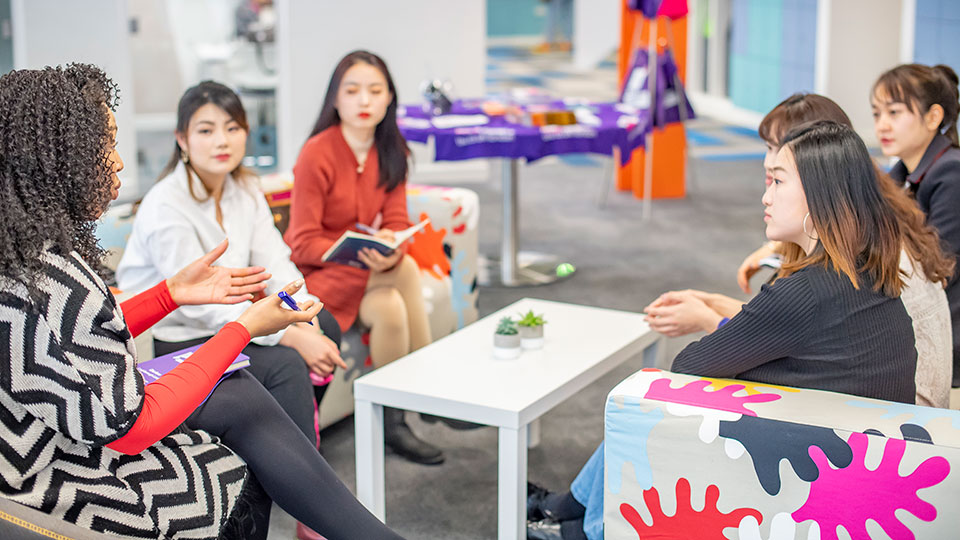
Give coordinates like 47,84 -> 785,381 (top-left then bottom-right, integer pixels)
671,264 -> 917,403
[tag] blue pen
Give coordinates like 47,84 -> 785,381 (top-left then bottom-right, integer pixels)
277,291 -> 314,325
355,222 -> 379,235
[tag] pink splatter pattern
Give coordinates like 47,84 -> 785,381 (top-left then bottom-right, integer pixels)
792,432 -> 950,540
644,378 -> 780,416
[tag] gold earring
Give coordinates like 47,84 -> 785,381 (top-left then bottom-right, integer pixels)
180,149 -> 189,164
802,212 -> 818,240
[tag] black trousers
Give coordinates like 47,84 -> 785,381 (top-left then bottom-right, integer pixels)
198,370 -> 403,540
154,309 -> 345,538
153,308 -> 344,442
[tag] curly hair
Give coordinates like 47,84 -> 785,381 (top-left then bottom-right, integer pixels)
0,64 -> 120,300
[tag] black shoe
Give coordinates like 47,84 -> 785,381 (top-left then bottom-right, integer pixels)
420,413 -> 484,430
527,482 -> 553,521
384,408 -> 445,465
527,518 -> 562,540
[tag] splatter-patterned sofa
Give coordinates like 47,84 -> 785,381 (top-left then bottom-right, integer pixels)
97,181 -> 480,430
604,369 -> 960,540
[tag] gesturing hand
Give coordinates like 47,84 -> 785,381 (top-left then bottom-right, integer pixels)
235,280 -> 324,338
167,239 -> 271,306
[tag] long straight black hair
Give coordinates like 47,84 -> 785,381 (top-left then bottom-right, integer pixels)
157,81 -> 253,201
778,121 -> 905,297
308,50 -> 408,192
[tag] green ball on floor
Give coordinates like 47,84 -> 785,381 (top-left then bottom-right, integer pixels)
556,263 -> 576,277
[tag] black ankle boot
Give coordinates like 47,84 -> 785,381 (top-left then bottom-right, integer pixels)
384,408 -> 445,465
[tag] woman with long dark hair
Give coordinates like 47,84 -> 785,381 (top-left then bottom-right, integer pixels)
285,50 -> 454,465
872,64 -> 960,395
528,122 -> 925,540
0,64 -> 406,540
645,93 -> 954,408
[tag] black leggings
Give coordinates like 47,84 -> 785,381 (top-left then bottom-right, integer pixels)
154,308 -> 344,444
195,370 -> 403,540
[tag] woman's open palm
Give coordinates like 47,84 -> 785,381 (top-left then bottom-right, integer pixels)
166,239 -> 271,306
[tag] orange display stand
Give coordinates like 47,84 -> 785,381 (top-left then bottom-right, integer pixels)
617,2 -> 688,199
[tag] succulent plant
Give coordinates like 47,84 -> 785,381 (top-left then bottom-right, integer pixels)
516,309 -> 546,327
495,316 -> 519,335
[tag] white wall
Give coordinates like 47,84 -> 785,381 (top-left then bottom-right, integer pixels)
11,0 -> 139,199
572,0 -> 619,72
820,0 -> 903,146
276,0 -> 487,181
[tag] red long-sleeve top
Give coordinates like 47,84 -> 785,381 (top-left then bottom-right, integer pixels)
106,281 -> 250,454
284,125 -> 411,331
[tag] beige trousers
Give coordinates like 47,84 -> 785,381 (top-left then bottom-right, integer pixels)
358,255 -> 432,368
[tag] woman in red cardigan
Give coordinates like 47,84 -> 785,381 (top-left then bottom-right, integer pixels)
285,50 -> 455,465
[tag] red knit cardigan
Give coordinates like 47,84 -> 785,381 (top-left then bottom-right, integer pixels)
284,125 -> 411,331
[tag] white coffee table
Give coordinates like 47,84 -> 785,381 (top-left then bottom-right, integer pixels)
353,298 -> 663,539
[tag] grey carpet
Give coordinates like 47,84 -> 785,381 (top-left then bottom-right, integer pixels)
268,143 -> 773,539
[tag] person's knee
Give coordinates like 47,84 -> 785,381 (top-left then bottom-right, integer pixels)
397,254 -> 420,282
201,371 -> 275,422
371,289 -> 409,334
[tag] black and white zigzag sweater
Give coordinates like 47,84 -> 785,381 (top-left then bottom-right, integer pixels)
0,249 -> 247,539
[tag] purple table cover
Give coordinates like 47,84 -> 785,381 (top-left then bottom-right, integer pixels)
398,99 -> 652,165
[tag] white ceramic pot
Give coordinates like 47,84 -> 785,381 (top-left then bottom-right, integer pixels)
519,325 -> 544,349
493,333 -> 522,359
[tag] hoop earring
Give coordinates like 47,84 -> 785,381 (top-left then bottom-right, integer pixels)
802,211 -> 818,240
180,149 -> 190,164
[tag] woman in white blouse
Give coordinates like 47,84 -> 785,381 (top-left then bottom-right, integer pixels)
117,81 -> 346,447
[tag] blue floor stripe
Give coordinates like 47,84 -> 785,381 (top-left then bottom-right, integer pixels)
558,153 -> 601,167
485,75 -> 545,86
686,129 -> 725,147
540,70 -> 574,79
723,125 -> 762,139
699,152 -> 766,162
488,46 -> 531,59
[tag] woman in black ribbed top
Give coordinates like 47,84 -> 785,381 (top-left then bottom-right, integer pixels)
526,123 -> 922,540
671,264 -> 915,402
671,122 -> 917,404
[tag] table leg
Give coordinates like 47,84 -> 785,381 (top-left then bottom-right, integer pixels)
501,158 -> 520,285
478,158 -> 577,287
527,418 -> 541,448
643,334 -> 665,369
355,399 -> 385,521
498,426 -> 528,540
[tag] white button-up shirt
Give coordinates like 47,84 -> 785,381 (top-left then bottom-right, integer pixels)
117,163 -> 317,346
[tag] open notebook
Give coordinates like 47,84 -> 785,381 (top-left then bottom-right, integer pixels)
321,219 -> 430,269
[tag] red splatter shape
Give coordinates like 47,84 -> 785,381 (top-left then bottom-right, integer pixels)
452,224 -> 466,234
792,432 -> 950,540
364,356 -> 373,367
620,478 -> 761,539
406,212 -> 450,279
644,378 -> 780,416
453,206 -> 463,217
361,332 -> 370,346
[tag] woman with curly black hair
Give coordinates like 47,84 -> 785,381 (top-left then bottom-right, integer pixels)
0,64 -> 406,540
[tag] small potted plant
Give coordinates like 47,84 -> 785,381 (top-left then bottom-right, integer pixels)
493,317 -> 522,359
517,309 -> 546,349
